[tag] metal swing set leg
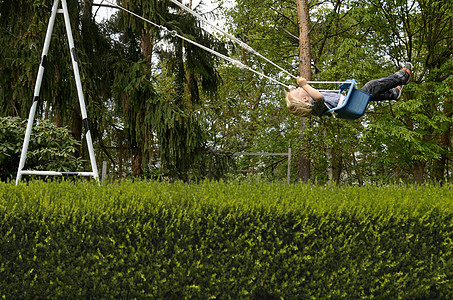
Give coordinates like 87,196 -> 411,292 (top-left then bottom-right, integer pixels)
16,0 -> 99,185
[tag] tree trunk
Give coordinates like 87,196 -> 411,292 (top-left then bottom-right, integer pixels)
332,154 -> 342,185
413,161 -> 425,184
325,142 -> 333,181
432,91 -> 452,183
296,0 -> 311,183
432,129 -> 449,181
296,0 -> 311,78
132,148 -> 143,177
119,139 -> 124,179
297,119 -> 311,182
129,28 -> 155,178
141,28 -> 154,63
53,96 -> 63,128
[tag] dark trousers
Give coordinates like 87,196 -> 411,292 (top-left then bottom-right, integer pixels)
360,72 -> 406,101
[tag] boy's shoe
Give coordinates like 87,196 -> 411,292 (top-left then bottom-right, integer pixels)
396,62 -> 413,85
396,85 -> 403,99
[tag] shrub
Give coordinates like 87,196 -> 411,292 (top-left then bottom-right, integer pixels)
0,116 -> 84,181
0,180 -> 452,298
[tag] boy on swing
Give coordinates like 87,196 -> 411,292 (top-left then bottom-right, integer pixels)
286,63 -> 413,117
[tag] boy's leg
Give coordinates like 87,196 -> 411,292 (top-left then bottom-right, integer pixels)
360,63 -> 412,99
370,86 -> 402,101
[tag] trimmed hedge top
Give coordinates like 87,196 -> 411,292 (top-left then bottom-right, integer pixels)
2,180 -> 453,215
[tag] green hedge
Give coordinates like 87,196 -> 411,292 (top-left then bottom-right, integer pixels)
1,181 -> 452,299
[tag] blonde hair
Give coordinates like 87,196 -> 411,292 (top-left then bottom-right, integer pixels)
286,90 -> 313,117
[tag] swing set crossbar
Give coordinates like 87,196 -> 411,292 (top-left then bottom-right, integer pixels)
19,170 -> 97,177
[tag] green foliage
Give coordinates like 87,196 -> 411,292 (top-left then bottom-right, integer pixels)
112,59 -> 155,149
0,117 -> 84,181
2,0 -> 451,184
0,180 -> 452,298
220,0 -> 452,184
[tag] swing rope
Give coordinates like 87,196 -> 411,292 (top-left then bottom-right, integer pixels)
101,0 -> 291,88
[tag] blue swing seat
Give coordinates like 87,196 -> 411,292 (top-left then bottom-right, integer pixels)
323,79 -> 372,120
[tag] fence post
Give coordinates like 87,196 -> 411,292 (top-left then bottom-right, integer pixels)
101,161 -> 107,182
287,147 -> 291,184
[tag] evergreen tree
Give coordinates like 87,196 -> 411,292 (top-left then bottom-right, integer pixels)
110,0 -> 225,180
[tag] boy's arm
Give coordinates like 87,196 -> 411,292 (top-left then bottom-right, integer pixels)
297,77 -> 323,101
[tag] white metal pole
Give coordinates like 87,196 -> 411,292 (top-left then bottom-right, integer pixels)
16,0 -> 60,185
60,0 -> 99,183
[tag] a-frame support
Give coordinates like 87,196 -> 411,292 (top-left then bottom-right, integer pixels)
16,0 -> 99,185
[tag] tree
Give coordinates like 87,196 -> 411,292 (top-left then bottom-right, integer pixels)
295,0 -> 311,182
110,0 -> 225,180
355,0 -> 453,184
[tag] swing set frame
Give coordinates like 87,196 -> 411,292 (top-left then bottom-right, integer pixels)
16,0 -> 99,185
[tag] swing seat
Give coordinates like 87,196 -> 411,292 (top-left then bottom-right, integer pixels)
323,79 -> 372,120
